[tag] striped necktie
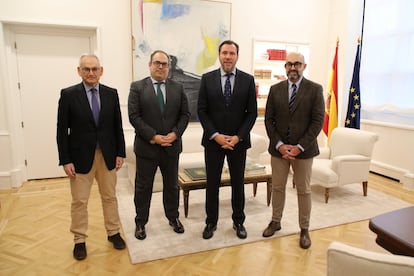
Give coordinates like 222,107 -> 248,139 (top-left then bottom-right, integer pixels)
289,83 -> 297,111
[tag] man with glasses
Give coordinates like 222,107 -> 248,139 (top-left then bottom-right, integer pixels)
128,50 -> 190,240
57,54 -> 126,260
262,52 -> 324,249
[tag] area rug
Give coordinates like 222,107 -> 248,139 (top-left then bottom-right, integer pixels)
116,178 -> 411,264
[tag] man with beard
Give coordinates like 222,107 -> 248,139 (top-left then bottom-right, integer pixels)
262,52 -> 324,249
198,40 -> 257,240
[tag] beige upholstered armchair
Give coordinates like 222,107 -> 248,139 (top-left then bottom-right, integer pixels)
327,242 -> 414,276
310,127 -> 379,203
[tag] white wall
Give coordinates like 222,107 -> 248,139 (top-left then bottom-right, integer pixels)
0,0 -> 412,188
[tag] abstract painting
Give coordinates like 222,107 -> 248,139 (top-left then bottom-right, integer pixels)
131,0 -> 232,121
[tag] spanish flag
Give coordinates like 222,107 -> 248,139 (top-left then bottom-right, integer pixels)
323,41 -> 339,142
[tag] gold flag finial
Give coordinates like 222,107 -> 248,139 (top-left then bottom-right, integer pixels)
336,37 -> 339,46
357,37 -> 361,44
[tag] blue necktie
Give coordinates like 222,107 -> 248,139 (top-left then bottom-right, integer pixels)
90,88 -> 100,125
156,82 -> 164,112
224,73 -> 232,107
289,83 -> 297,111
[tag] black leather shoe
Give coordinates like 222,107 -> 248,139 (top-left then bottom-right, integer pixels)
135,225 -> 146,240
108,233 -> 126,250
169,218 -> 185,233
299,229 -> 311,249
233,223 -> 247,239
202,224 -> 217,239
73,242 -> 87,260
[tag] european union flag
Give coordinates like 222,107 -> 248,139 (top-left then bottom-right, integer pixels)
345,43 -> 361,129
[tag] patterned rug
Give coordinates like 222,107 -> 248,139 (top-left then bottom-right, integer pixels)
116,178 -> 411,264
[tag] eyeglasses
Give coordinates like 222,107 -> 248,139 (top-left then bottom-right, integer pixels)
80,67 -> 101,73
152,61 -> 169,68
284,62 -> 303,68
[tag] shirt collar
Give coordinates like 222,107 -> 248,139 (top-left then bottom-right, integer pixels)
288,77 -> 303,88
220,68 -> 236,77
83,83 -> 99,93
151,77 -> 166,85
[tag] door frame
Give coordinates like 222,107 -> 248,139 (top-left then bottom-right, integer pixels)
0,21 -> 99,187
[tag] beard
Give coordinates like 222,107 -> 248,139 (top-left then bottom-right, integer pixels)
287,70 -> 300,82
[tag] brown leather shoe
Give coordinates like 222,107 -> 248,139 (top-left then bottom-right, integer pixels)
299,229 -> 311,249
262,221 -> 281,237
73,242 -> 87,260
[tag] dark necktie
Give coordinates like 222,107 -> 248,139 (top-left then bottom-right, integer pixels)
224,73 -> 232,107
90,88 -> 100,125
289,83 -> 297,111
156,82 -> 164,112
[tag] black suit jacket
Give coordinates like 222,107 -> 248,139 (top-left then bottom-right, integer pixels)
128,77 -> 190,158
265,78 -> 325,159
56,82 -> 126,173
197,69 -> 257,151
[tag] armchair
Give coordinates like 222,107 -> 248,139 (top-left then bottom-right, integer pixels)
310,127 -> 379,203
327,241 -> 414,276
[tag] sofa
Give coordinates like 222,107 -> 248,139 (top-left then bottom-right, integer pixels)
125,123 -> 268,192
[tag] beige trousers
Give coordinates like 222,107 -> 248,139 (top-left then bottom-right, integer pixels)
70,149 -> 120,243
270,156 -> 313,229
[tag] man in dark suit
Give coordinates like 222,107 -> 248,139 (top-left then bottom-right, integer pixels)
128,50 -> 190,240
198,40 -> 257,240
57,54 -> 126,260
262,52 -> 325,249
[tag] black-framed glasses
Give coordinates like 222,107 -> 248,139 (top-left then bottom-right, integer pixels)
152,61 -> 169,68
80,67 -> 101,73
284,62 -> 303,68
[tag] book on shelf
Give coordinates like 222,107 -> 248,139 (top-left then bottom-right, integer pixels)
184,167 -> 206,181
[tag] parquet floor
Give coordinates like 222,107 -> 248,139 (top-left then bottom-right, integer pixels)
0,173 -> 413,276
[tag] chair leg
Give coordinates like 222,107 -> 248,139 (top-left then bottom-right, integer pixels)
324,188 -> 330,203
362,181 -> 368,196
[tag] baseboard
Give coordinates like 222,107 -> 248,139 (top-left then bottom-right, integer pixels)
370,160 -> 410,184
0,169 -> 24,189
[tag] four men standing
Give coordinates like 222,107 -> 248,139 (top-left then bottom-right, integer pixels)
58,46 -> 324,261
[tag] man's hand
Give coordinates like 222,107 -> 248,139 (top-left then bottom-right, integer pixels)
214,134 -> 239,150
115,157 -> 124,171
63,163 -> 76,178
279,144 -> 301,160
152,132 -> 177,147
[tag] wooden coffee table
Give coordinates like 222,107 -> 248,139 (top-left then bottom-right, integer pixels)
178,168 -> 272,218
369,206 -> 414,257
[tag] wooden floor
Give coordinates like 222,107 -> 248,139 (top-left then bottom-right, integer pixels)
1,173 -> 413,276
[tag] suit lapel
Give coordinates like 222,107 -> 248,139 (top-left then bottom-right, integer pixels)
215,69 -> 227,102
290,78 -> 307,113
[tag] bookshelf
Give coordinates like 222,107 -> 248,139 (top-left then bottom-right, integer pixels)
252,39 -> 310,114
